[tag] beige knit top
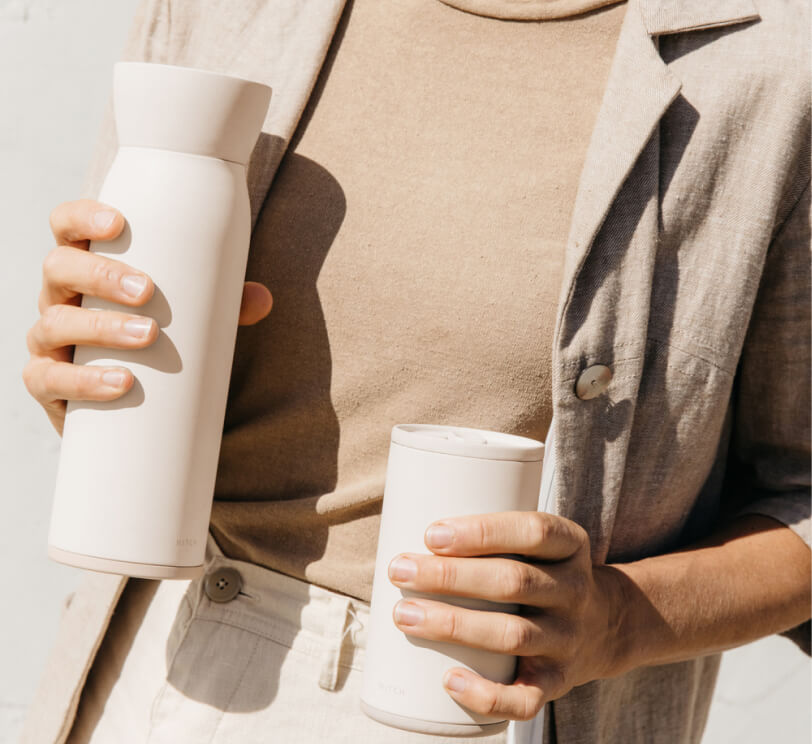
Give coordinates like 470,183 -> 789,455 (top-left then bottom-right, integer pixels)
210,0 -> 627,601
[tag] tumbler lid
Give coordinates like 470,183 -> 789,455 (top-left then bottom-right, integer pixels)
391,424 -> 544,462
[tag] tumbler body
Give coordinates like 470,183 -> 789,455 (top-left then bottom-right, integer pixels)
48,63 -> 271,579
361,424 -> 544,736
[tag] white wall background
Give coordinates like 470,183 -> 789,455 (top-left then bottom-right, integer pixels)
0,1 -> 808,742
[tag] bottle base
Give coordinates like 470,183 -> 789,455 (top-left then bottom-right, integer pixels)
360,701 -> 508,737
48,545 -> 204,580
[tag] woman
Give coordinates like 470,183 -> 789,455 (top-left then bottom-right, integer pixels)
22,0 -> 810,742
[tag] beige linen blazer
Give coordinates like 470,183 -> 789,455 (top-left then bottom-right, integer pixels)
22,1 -> 810,743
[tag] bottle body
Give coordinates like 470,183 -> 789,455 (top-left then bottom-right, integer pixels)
361,425 -> 544,736
48,145 -> 250,577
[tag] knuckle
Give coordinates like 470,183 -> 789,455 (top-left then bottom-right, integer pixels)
90,258 -> 119,293
517,688 -> 545,721
570,517 -> 587,540
41,362 -> 62,398
500,617 -> 534,654
436,559 -> 458,592
40,304 -> 66,338
500,562 -> 536,600
21,362 -> 38,396
37,288 -> 49,316
477,518 -> 498,550
25,324 -> 39,353
50,199 -> 97,242
42,246 -> 62,279
526,513 -> 549,549
573,523 -> 590,550
72,367 -> 97,399
438,609 -> 462,643
48,203 -> 64,235
566,518 -> 588,547
50,200 -> 84,240
566,571 -> 590,608
87,310 -> 107,338
484,689 -> 504,717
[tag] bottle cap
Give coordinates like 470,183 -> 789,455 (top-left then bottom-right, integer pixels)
114,62 -> 272,165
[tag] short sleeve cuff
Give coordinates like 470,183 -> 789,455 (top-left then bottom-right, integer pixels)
734,489 -> 811,549
734,489 -> 811,654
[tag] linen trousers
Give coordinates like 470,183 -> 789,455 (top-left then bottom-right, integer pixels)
66,532 -> 510,743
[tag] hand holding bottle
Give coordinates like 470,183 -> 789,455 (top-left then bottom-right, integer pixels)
23,198 -> 273,436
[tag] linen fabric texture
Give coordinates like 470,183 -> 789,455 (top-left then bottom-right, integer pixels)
22,0 -> 811,743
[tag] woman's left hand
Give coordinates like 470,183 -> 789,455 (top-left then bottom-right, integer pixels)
387,511 -> 625,721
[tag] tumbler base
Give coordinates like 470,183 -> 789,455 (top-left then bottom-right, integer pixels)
360,701 -> 508,737
48,545 -> 204,580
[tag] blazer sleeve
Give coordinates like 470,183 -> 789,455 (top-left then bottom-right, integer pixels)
729,179 -> 811,652
731,179 -> 811,545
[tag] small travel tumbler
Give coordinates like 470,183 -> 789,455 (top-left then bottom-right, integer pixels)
361,424 -> 545,736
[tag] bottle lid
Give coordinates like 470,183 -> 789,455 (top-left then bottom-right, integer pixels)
113,62 -> 272,164
391,424 -> 544,462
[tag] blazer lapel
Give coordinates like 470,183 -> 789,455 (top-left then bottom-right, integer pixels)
557,0 -> 680,325
557,0 -> 761,343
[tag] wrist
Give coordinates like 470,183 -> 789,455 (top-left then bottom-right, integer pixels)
592,562 -> 656,679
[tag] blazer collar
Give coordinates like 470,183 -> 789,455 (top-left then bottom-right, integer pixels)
640,0 -> 760,36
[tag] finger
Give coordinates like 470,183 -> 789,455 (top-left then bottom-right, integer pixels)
40,245 -> 154,313
425,512 -> 587,561
441,667 -> 554,722
49,200 -> 124,246
238,281 -> 273,326
389,554 -> 567,607
392,598 -> 567,656
27,305 -> 158,354
22,359 -> 134,405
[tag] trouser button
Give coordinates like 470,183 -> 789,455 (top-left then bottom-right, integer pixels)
204,567 -> 242,602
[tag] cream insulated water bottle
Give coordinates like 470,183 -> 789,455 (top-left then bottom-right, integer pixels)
47,63 -> 271,579
362,424 -> 545,736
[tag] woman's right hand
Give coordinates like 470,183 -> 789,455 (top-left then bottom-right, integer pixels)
23,199 -> 274,437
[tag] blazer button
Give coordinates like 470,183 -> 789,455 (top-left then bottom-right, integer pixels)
575,364 -> 612,400
204,567 -> 243,603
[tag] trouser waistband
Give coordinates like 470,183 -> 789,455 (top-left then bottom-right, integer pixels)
187,530 -> 370,691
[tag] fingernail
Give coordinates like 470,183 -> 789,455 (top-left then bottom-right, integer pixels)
120,274 -> 147,298
388,557 -> 417,582
124,318 -> 153,338
93,210 -> 117,231
425,524 -> 454,549
394,601 -> 424,626
444,672 -> 467,693
101,370 -> 127,388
